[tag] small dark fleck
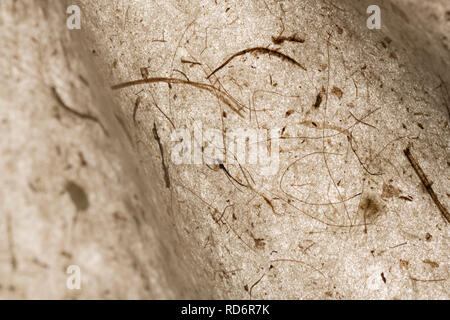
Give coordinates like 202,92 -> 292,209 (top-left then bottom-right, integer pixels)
61,251 -> 73,259
285,109 -> 294,117
331,86 -> 343,99
65,181 -> 89,211
140,67 -> 149,79
254,238 -> 265,250
313,91 -> 323,108
381,272 -> 386,283
398,195 -> 413,201
423,259 -> 439,268
78,152 -> 87,167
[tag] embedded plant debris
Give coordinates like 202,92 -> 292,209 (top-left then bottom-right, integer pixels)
331,86 -> 343,99
133,96 -> 141,124
153,123 -> 171,189
348,110 -> 377,129
140,67 -> 149,79
181,58 -> 202,66
409,276 -> 447,282
269,259 -> 326,278
148,91 -> 176,129
218,160 -> 247,188
403,147 -> 450,223
173,69 -> 190,81
206,47 -> 307,79
65,180 -> 89,211
313,90 -> 323,108
348,136 -> 383,176
285,109 -> 295,117
359,193 -> 384,233
51,86 -> 108,135
111,77 -> 245,117
381,182 -> 401,199
399,195 -> 413,201
2,0 -> 450,302
271,34 -> 305,45
262,194 -> 277,215
248,273 -> 265,299
423,259 -> 439,268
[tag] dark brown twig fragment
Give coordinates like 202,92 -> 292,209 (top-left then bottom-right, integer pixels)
403,147 -> 449,223
313,91 -> 323,108
206,47 -> 307,79
153,123 -> 171,189
181,58 -> 202,66
111,77 -> 245,118
271,34 -> 305,45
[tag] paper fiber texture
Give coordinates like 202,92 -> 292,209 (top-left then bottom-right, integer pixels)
0,0 -> 448,299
